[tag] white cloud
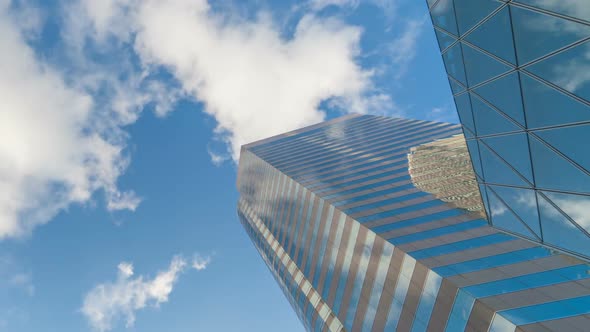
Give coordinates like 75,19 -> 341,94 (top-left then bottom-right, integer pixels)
309,0 -> 360,11
81,256 -> 187,332
389,19 -> 423,78
192,253 -> 212,271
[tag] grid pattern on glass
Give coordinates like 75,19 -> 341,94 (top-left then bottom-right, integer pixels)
428,0 -> 590,260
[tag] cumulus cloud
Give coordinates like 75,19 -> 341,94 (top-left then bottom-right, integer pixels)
81,256 -> 189,331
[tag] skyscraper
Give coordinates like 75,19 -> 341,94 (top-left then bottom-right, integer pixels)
237,115 -> 590,331
428,0 -> 590,259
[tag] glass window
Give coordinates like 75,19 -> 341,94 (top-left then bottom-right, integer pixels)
488,185 -> 541,237
362,244 -> 394,332
384,256 -> 416,330
464,6 -> 516,64
445,290 -> 475,331
500,294 -> 590,326
538,192 -> 590,256
487,188 -> 537,239
388,219 -> 488,245
473,72 -> 526,126
332,222 -> 360,315
430,0 -> 459,36
443,44 -> 467,85
358,200 -> 444,224
525,40 -> 590,103
410,271 -> 442,332
478,141 -> 531,187
454,0 -> 502,35
481,133 -> 533,183
435,28 -> 457,51
410,233 -> 514,259
488,313 -> 516,332
449,77 -> 466,95
511,4 -> 590,65
521,73 -> 590,129
515,0 -> 590,22
471,93 -> 521,136
529,134 -> 590,194
371,209 -> 464,234
542,191 -> 590,235
454,93 -> 476,134
466,139 -> 484,179
462,43 -> 512,87
534,123 -> 590,173
344,232 -> 376,329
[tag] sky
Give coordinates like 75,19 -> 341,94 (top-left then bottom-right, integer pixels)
0,0 -> 457,331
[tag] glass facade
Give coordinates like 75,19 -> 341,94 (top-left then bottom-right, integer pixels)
428,0 -> 590,260
237,114 -> 590,331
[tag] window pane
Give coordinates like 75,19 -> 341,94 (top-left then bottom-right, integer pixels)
534,123 -> 590,173
430,0 -> 459,36
443,44 -> 467,85
473,72 -> 526,126
465,6 -> 516,64
515,0 -> 590,23
481,133 -> 533,183
462,43 -> 512,86
435,28 -> 457,51
487,187 -> 537,239
454,0 -> 502,36
471,93 -> 521,136
542,191 -> 590,235
454,93 -> 475,133
479,141 -> 530,187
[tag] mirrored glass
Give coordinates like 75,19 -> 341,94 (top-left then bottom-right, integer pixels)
542,191 -> 590,235
435,28 -> 457,51
462,43 -> 512,86
443,44 -> 467,85
534,123 -> 590,173
521,73 -> 590,129
471,93 -> 521,136
479,141 -> 530,187
488,185 -> 541,237
487,187 -> 537,239
515,0 -> 590,23
529,134 -> 590,194
473,72 -> 526,126
454,93 -> 475,133
538,192 -> 590,256
501,294 -> 590,326
481,133 -> 533,183
526,40 -> 590,103
430,0 -> 459,35
449,77 -> 466,94
466,139 -> 484,179
511,5 -> 590,65
479,184 -> 492,218
465,7 -> 516,64
454,0 -> 502,36
446,291 -> 475,332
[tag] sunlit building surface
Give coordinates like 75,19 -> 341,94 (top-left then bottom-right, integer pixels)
428,0 -> 590,260
237,115 -> 590,332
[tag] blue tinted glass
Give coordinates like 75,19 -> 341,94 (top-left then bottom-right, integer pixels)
312,209 -> 336,288
526,40 -> 590,103
521,73 -> 590,129
471,94 -> 521,136
322,175 -> 410,200
445,291 -> 475,332
333,183 -> 415,207
478,141 -> 530,187
411,272 -> 442,332
333,223 -> 360,315
454,93 -> 476,133
512,5 -> 590,65
385,256 -> 416,330
410,233 -> 513,259
443,44 -> 467,85
388,219 -> 488,245
534,123 -> 590,173
362,244 -> 394,332
435,28 -> 457,51
488,185 -> 541,237
479,184 -> 492,218
487,188 -> 537,239
371,209 -> 464,234
358,200 -> 444,223
344,233 -> 375,329
431,0 -> 459,36
481,133 -> 533,183
345,192 -> 428,215
466,139 -> 484,179
500,294 -> 590,326
538,192 -> 590,256
454,0 -> 502,36
529,134 -> 590,194
489,314 -> 516,332
542,191 -> 590,235
516,0 -> 590,22
473,72 -> 526,126
464,6 -> 516,64
449,77 -> 466,94
462,43 -> 512,86
321,215 -> 346,299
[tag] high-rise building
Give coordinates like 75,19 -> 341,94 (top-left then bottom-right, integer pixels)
428,0 -> 590,259
237,115 -> 590,332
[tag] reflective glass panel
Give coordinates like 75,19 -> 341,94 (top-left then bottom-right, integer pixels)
464,6 -> 516,64
478,141 -> 530,187
466,139 -> 483,179
500,294 -> 590,326
488,185 -> 541,237
542,191 -> 590,235
515,0 -> 590,26
435,28 -> 457,51
534,123 -> 590,173
521,73 -> 590,129
430,0 -> 459,36
538,192 -> 590,256
481,133 -> 533,183
526,40 -> 590,103
454,93 -> 475,133
471,93 -> 521,136
443,44 -> 467,85
487,187 -> 537,239
449,77 -> 466,95
445,291 -> 475,331
454,0 -> 502,36
462,43 -> 512,87
529,134 -> 590,194
511,5 -> 590,65
473,72 -> 526,126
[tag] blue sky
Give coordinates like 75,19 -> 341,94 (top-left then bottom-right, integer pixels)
0,0 -> 456,331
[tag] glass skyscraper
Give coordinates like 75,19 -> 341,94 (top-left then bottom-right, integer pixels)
428,0 -> 590,259
237,115 -> 590,331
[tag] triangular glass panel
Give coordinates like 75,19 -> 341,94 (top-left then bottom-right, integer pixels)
542,190 -> 590,235
479,184 -> 492,220
454,0 -> 503,36
454,93 -> 475,133
462,43 -> 512,87
481,133 -> 534,183
464,7 -> 516,64
534,123 -> 590,173
529,135 -> 590,194
427,0 -> 438,8
511,6 -> 590,65
473,72 -> 526,126
537,192 -> 590,256
463,126 -> 475,139
443,44 -> 467,85
521,73 -> 590,129
487,187 -> 537,240
449,77 -> 466,95
478,140 -> 531,187
466,139 -> 484,180
430,0 -> 459,36
436,29 -> 457,52
471,93 -> 521,136
488,185 -> 541,237
515,0 -> 590,27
